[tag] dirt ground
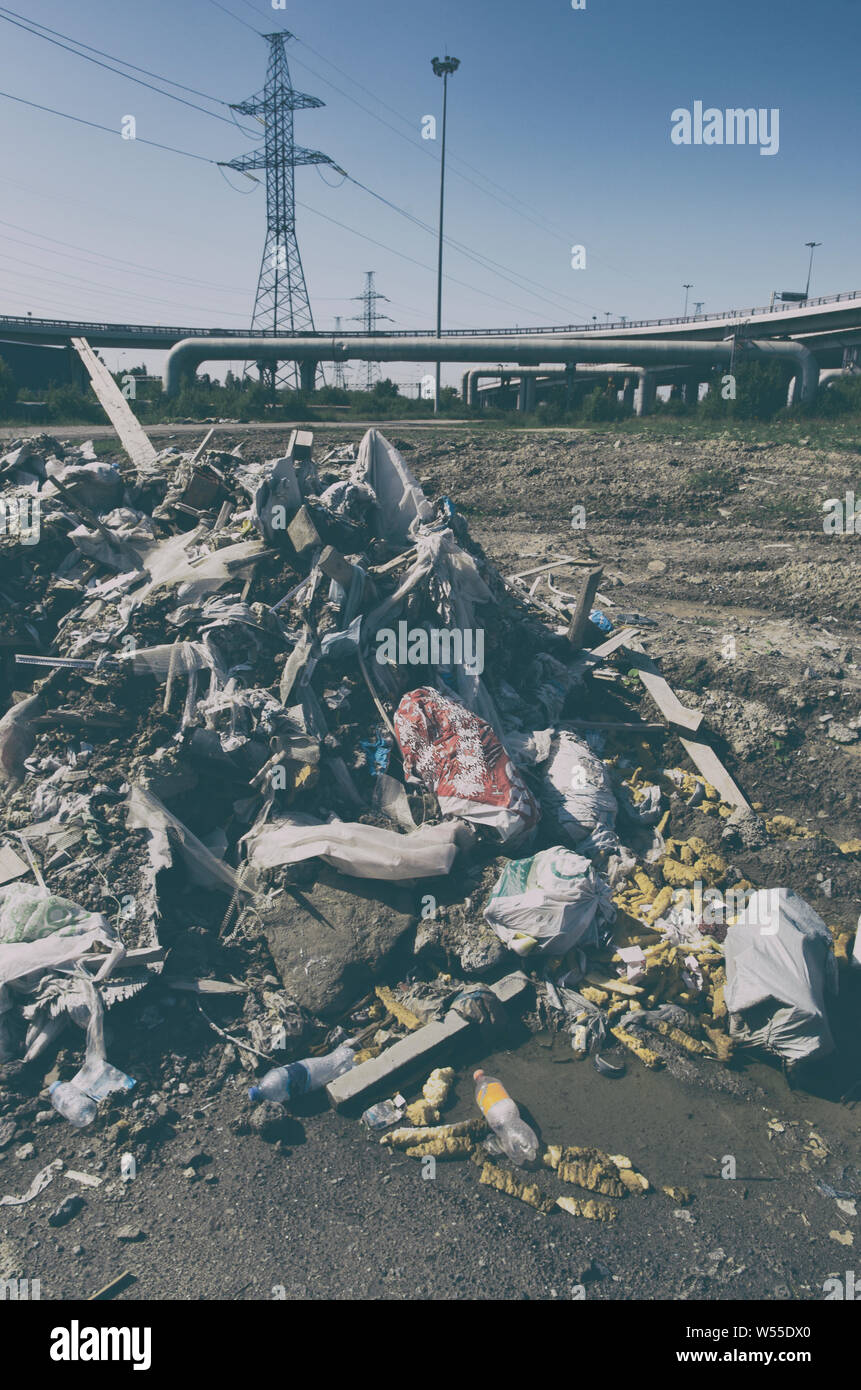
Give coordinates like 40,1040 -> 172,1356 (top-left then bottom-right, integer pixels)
1,421 -> 859,1302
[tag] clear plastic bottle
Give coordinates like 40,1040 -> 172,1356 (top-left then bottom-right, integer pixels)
49,1081 -> 97,1128
473,1069 -> 538,1166
249,1042 -> 355,1105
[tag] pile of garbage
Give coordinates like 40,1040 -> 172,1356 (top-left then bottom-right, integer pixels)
0,423 -> 856,1198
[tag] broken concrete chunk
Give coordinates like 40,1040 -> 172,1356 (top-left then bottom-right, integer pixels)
287,505 -> 321,555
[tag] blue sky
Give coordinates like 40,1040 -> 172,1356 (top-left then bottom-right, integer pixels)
0,0 -> 858,385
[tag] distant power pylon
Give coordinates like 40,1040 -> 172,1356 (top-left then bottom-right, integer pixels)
351,272 -> 391,391
333,317 -> 347,390
223,31 -> 340,392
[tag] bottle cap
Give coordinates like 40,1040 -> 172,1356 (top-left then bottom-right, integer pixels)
473,1069 -> 485,1081
248,1086 -> 261,1103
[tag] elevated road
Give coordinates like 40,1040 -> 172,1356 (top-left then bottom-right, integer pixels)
1,290 -> 860,358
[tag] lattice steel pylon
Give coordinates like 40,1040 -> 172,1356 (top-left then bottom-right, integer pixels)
223,32 -> 339,392
333,317 -> 347,390
351,272 -> 391,391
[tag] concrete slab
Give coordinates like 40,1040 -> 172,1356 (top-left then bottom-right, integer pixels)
326,972 -> 531,1109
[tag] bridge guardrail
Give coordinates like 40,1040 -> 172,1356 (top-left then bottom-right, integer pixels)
0,290 -> 858,341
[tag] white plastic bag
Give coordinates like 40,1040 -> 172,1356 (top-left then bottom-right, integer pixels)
724,888 -> 838,1062
483,846 -> 615,956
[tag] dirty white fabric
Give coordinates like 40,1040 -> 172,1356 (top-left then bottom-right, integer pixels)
724,888 -> 838,1062
244,813 -> 472,881
541,730 -> 618,852
353,428 -> 433,544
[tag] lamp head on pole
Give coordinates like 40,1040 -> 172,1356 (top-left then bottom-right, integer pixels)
432,55 -> 461,78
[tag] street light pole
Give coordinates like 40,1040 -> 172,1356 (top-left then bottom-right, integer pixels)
804,242 -> 821,299
432,55 -> 460,414
683,283 -> 693,317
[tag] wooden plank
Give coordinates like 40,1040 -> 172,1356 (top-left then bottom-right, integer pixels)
369,547 -> 417,577
318,545 -> 355,589
71,337 -> 158,471
679,736 -> 751,810
189,427 -> 215,466
508,555 -> 595,581
622,644 -> 704,733
566,566 -> 604,646
588,626 -> 640,659
565,720 -> 665,734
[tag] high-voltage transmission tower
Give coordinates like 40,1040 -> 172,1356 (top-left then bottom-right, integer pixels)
333,317 -> 347,390
351,272 -> 391,391
223,32 -> 340,393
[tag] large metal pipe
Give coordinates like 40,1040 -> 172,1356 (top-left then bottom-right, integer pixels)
163,334 -> 817,403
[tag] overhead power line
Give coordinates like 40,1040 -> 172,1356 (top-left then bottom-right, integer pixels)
0,7 -> 248,129
0,81 -> 560,322
0,218 -> 254,295
0,89 -> 218,162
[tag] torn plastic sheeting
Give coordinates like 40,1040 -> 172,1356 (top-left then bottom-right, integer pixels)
724,888 -> 838,1063
505,727 -> 555,769
246,455 -> 301,543
279,627 -> 319,704
114,640 -> 215,680
244,813 -> 473,881
542,976 -> 609,1051
0,1158 -> 63,1207
618,781 -> 663,826
125,784 -> 243,892
120,532 -> 265,609
0,693 -> 40,787
415,529 -> 499,729
484,847 -> 615,956
540,730 -> 619,853
372,772 -> 417,831
354,428 -> 434,544
0,889 -> 116,1063
67,523 -> 143,573
327,562 -> 366,630
62,969 -> 136,1109
364,528 -> 499,730
318,478 -> 376,520
319,615 -> 363,662
394,686 -> 538,847
46,461 -> 123,512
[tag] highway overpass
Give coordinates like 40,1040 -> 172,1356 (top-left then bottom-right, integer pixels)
1,289 -> 860,365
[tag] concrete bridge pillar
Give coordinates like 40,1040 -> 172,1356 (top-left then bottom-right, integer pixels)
634,370 -> 657,416
622,376 -> 636,412
682,369 -> 700,405
517,374 -> 536,412
299,359 -> 318,393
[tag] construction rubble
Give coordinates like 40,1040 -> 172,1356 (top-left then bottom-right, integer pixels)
0,421 -> 857,1227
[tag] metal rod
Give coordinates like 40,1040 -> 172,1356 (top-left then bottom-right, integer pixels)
14,654 -> 100,670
